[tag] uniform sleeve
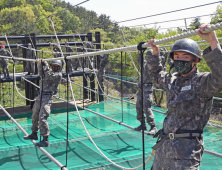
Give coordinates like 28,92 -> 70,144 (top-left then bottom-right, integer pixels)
200,46 -> 222,98
145,53 -> 170,91
137,52 -> 142,67
38,61 -> 50,78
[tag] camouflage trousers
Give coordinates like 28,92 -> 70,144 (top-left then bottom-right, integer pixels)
152,138 -> 203,170
136,84 -> 155,126
66,59 -> 72,72
152,156 -> 201,170
31,95 -> 53,136
0,59 -> 9,77
25,61 -> 35,73
71,58 -> 79,70
86,56 -> 93,69
97,69 -> 105,92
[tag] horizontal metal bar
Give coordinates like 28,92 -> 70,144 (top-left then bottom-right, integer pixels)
0,34 -> 88,40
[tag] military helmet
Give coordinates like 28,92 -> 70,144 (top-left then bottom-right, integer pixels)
146,49 -> 153,55
50,60 -> 63,72
170,38 -> 201,61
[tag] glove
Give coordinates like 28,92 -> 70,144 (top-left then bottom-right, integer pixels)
137,42 -> 146,51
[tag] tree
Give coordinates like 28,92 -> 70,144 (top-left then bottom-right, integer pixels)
211,5 -> 222,24
190,17 -> 202,30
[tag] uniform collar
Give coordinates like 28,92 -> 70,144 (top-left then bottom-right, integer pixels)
178,68 -> 198,80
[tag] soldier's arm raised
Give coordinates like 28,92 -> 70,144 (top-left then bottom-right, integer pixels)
197,25 -> 222,98
146,39 -> 170,91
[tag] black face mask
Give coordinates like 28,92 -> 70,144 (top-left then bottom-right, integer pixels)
51,65 -> 60,72
174,60 -> 193,74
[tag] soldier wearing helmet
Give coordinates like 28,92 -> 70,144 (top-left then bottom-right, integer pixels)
25,43 -> 36,75
146,24 -> 222,169
0,45 -> 10,79
65,42 -> 74,72
53,43 -> 61,58
24,59 -> 62,147
134,49 -> 158,135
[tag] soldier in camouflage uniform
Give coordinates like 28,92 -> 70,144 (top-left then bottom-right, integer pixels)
25,43 -> 36,75
0,45 -> 10,79
83,41 -> 94,69
53,44 -> 61,58
146,24 -> 222,169
24,59 -> 62,147
135,50 -> 157,135
97,54 -> 109,92
76,41 -> 94,70
65,42 -> 74,72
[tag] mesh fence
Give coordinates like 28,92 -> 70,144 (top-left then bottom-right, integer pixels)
0,101 -> 222,169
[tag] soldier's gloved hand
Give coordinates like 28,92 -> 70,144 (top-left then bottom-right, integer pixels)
137,42 -> 146,51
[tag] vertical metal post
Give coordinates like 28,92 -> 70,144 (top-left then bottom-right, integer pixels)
87,33 -> 95,101
121,52 -> 123,122
95,31 -> 103,101
140,50 -> 145,170
90,74 -> 95,102
23,36 -> 30,106
184,18 -> 188,31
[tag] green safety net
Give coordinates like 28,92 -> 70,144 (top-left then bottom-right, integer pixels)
0,101 -> 222,170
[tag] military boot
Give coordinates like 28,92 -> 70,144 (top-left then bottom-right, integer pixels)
135,122 -> 147,131
147,125 -> 158,135
35,136 -> 49,147
24,132 -> 38,140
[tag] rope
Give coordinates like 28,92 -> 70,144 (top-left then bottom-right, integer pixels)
4,34 -> 35,102
0,104 -> 68,170
120,29 -> 141,76
48,19 -> 154,169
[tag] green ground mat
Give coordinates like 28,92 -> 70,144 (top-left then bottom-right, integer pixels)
0,101 -> 222,169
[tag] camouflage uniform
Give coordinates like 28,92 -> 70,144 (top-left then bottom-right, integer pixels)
25,49 -> 35,73
77,42 -> 94,69
146,46 -> 222,169
53,46 -> 61,58
83,41 -> 94,69
136,52 -> 155,126
97,54 -> 109,92
0,50 -> 10,78
65,45 -> 74,72
31,61 -> 62,136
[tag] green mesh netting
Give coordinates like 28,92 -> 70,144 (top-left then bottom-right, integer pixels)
0,101 -> 222,169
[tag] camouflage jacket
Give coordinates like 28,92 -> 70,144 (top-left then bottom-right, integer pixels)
53,47 -> 61,58
137,52 -> 152,85
66,46 -> 73,56
146,46 -> 222,160
0,50 -> 10,58
26,49 -> 35,59
38,61 -> 62,95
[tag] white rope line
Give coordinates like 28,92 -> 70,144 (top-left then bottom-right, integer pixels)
49,17 -> 153,170
1,23 -> 222,63
4,34 -> 35,102
120,29 -> 141,76
67,71 -> 153,170
75,31 -> 118,104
